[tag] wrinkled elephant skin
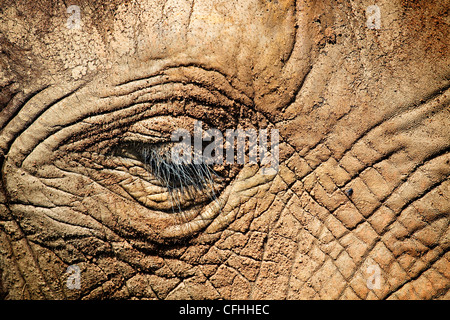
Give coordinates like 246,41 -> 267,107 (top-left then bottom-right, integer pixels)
0,0 -> 449,299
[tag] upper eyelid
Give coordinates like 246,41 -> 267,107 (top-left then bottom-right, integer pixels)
62,111 -> 235,154
107,65 -> 253,108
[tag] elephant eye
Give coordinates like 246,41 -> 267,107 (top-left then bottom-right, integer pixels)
110,141 -> 232,211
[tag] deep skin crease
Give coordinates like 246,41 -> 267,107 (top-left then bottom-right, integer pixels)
0,0 -> 449,300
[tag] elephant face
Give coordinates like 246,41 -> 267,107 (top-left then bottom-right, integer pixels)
0,0 -> 449,300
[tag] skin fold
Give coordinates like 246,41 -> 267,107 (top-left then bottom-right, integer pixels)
0,0 -> 449,299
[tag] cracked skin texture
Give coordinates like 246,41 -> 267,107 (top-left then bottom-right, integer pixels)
0,0 -> 449,300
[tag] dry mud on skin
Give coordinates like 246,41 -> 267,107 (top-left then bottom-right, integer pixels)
0,0 -> 449,300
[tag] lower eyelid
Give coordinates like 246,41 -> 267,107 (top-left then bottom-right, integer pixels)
62,144 -> 228,212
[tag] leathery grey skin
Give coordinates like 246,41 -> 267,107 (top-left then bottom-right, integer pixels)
0,0 -> 449,300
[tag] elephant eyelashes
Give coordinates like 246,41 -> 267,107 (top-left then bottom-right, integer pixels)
142,147 -> 218,193
112,141 -> 220,211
